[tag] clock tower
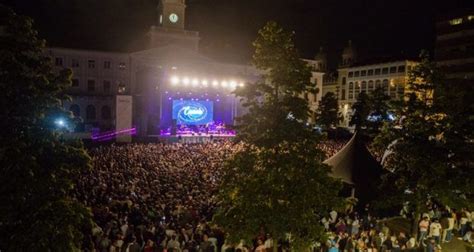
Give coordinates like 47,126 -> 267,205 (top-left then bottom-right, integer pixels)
158,0 -> 186,30
148,0 -> 200,51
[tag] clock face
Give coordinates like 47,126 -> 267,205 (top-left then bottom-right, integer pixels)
169,13 -> 178,23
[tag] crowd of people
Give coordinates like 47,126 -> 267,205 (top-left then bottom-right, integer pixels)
73,139 -> 473,252
319,202 -> 473,252
74,139 -> 349,251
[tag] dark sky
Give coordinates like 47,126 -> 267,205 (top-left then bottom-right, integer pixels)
3,0 -> 473,68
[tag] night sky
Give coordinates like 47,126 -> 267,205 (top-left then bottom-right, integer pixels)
3,0 -> 473,68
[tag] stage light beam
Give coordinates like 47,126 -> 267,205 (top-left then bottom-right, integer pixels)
170,76 -> 180,85
183,77 -> 190,85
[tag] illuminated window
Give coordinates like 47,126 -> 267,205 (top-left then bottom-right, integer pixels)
449,18 -> 463,25
469,15 -> 474,21
119,62 -> 126,70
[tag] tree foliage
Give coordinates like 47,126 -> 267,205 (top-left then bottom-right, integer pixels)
214,22 -> 342,249
315,92 -> 341,131
372,52 -> 474,220
349,92 -> 370,131
0,6 -> 93,251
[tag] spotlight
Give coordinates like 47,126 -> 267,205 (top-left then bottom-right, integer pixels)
55,118 -> 66,128
230,80 -> 237,89
239,82 -> 245,87
221,81 -> 228,87
170,76 -> 179,85
182,77 -> 190,85
212,80 -> 219,87
201,80 -> 208,86
192,78 -> 199,86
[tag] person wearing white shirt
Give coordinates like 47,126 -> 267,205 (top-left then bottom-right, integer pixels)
429,219 -> 442,245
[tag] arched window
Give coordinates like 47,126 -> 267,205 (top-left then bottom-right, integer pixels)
86,105 -> 96,120
361,81 -> 367,93
375,80 -> 381,89
69,104 -> 80,117
368,80 -> 374,92
101,106 -> 111,119
354,81 -> 360,94
382,79 -> 389,94
342,77 -> 346,85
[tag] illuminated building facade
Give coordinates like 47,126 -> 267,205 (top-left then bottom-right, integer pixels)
47,0 -> 323,137
435,11 -> 474,80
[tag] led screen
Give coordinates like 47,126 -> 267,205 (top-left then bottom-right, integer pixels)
172,100 -> 213,125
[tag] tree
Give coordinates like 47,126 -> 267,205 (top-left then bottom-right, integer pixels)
315,92 -> 341,131
372,52 -> 473,237
366,86 -> 391,136
349,92 -> 370,131
214,22 -> 343,249
0,6 -> 93,251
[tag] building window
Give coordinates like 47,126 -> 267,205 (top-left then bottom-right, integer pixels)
354,71 -> 360,77
398,65 -> 405,73
468,15 -> 474,21
119,62 -> 126,70
71,59 -> 80,67
382,68 -> 389,74
86,105 -> 96,120
101,106 -> 111,120
70,104 -> 80,117
397,84 -> 404,97
382,79 -> 389,94
368,69 -> 374,76
375,80 -> 381,89
375,68 -> 381,75
361,70 -> 367,76
368,80 -> 374,92
55,57 -> 63,66
390,80 -> 397,98
355,81 -> 360,94
361,81 -> 367,92
71,78 -> 79,87
341,89 -> 346,101
342,77 -> 346,85
449,18 -> 463,25
87,80 -> 95,92
104,61 -> 111,69
390,66 -> 397,73
103,80 -> 111,93
88,60 -> 95,69
348,72 -> 354,78
349,82 -> 354,99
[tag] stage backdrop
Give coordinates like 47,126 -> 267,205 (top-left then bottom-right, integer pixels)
172,100 -> 213,125
160,96 -> 234,128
